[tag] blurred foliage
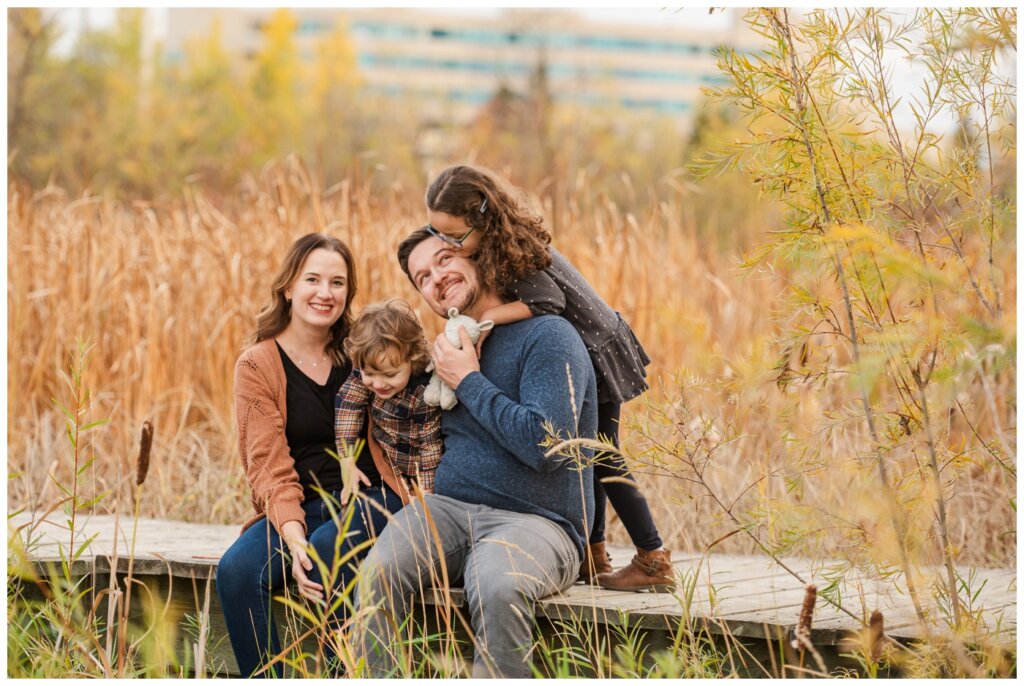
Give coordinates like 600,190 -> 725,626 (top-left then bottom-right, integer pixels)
7,7 -> 779,249
691,6 -> 1016,639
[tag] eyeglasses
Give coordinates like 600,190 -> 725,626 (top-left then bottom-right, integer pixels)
425,223 -> 475,248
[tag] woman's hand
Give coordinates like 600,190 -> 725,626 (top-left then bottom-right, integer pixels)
280,520 -> 324,602
340,458 -> 371,505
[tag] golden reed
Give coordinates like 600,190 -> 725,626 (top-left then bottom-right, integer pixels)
6,160 -> 1016,565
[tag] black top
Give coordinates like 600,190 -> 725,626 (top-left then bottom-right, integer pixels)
277,343 -> 381,498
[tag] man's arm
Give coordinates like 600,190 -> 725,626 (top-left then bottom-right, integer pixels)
434,321 -> 593,472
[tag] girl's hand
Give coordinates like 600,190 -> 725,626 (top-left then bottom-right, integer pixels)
280,521 -> 324,602
340,459 -> 371,505
474,327 -> 491,357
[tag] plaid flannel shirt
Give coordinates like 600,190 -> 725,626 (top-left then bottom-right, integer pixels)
334,369 -> 442,492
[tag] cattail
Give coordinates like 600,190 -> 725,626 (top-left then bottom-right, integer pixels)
868,609 -> 885,662
791,583 -> 816,650
135,421 -> 153,487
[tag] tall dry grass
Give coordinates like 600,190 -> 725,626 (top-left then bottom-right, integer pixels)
6,156 -> 1015,567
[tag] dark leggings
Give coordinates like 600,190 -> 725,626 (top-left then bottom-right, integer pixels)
591,402 -> 663,551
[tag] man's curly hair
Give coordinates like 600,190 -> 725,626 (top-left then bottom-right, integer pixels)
425,164 -> 551,290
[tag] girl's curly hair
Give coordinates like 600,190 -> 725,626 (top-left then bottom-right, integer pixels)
425,164 -> 551,290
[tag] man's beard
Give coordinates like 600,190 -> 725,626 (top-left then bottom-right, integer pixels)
442,281 -> 479,316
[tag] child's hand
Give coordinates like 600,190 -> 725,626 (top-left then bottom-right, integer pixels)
340,458 -> 371,505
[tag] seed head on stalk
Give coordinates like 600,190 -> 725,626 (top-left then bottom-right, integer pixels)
791,583 -> 817,650
135,421 -> 153,488
868,610 -> 885,662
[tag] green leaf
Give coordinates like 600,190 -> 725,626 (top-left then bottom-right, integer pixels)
51,399 -> 76,423
50,476 -> 72,498
737,241 -> 776,270
76,456 -> 96,476
78,492 -> 111,509
273,594 -> 318,624
79,418 -> 111,432
69,532 -> 100,563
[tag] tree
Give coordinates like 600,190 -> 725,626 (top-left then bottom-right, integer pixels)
248,9 -> 300,160
697,8 -> 1015,649
306,17 -> 362,180
55,9 -> 146,192
165,17 -> 253,184
8,8 -> 61,152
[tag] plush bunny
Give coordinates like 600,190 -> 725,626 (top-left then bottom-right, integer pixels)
423,308 -> 495,410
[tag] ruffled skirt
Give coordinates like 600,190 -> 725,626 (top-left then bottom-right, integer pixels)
591,314 -> 651,405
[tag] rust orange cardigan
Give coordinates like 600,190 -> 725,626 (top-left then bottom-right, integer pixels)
234,338 -> 307,535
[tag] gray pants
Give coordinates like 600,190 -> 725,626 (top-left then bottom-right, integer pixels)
355,494 -> 579,678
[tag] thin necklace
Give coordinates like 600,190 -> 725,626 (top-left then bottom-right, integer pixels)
296,352 -> 328,368
279,340 -> 329,367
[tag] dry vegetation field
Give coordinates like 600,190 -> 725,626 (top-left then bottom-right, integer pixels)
7,7 -> 1016,679
7,157 -> 1015,573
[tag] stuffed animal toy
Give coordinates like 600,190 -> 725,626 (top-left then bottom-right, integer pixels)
423,308 -> 494,410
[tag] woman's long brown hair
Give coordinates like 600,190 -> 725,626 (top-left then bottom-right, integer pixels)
250,232 -> 358,365
426,164 -> 551,291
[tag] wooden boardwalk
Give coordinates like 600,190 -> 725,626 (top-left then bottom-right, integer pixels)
9,511 -> 1016,675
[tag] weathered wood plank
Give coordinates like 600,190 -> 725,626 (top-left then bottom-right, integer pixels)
9,511 -> 1015,654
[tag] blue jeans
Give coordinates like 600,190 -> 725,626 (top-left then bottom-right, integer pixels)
217,486 -> 404,678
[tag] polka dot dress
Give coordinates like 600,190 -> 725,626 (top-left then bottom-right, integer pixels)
508,247 -> 651,405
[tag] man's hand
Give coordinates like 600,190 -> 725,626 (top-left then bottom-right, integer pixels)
433,326 -> 480,389
280,520 -> 324,602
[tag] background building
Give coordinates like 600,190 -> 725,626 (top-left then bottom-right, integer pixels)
162,7 -> 759,130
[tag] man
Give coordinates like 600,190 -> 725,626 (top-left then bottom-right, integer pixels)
355,228 -> 597,678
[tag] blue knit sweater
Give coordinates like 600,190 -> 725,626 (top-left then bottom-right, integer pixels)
434,315 -> 597,557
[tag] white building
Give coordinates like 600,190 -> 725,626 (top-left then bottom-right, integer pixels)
162,7 -> 759,129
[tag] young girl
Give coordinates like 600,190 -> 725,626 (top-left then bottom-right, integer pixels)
335,298 -> 441,503
422,164 -> 674,593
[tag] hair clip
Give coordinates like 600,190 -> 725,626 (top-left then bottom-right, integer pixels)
479,198 -> 488,214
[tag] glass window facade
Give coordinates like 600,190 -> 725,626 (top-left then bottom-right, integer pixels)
356,55 -> 726,87
351,20 -> 727,56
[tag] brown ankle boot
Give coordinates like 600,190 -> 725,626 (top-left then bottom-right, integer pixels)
578,541 -> 613,583
595,548 -> 675,593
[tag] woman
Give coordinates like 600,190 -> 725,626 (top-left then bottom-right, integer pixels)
217,233 -> 404,678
